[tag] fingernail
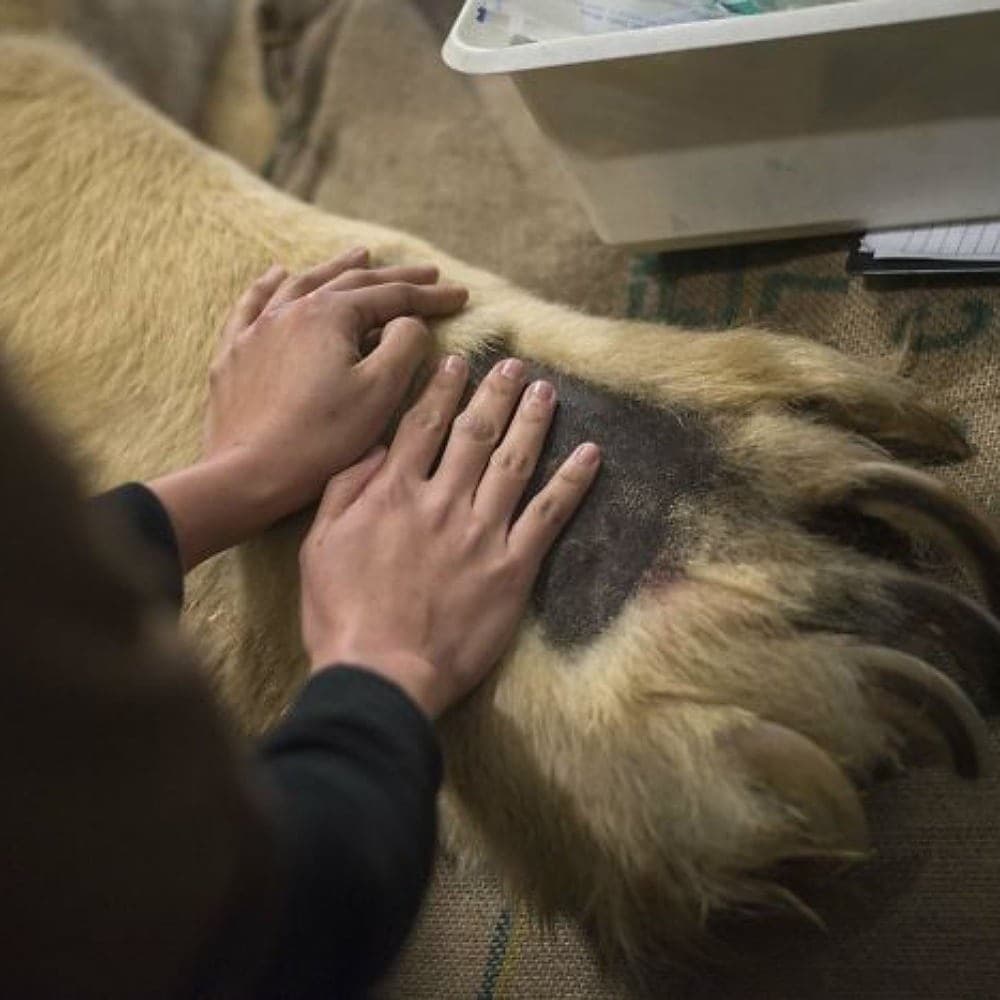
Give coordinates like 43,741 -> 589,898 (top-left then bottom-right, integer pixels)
265,263 -> 286,279
500,358 -> 525,380
345,245 -> 369,260
441,354 -> 466,375
529,380 -> 554,402
574,442 -> 600,466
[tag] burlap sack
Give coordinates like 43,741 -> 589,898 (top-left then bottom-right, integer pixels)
264,2 -> 1000,996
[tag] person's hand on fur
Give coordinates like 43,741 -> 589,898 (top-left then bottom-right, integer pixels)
299,353 -> 601,718
148,247 -> 469,569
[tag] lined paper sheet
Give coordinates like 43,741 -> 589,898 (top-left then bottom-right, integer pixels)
861,221 -> 1000,262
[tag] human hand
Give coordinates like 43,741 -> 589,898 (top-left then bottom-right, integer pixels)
299,353 -> 601,719
204,246 -> 468,513
148,248 -> 468,569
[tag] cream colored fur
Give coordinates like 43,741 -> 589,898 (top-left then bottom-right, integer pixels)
0,35 -> 991,972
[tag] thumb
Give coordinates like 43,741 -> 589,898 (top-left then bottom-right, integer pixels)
359,316 -> 430,410
316,446 -> 387,520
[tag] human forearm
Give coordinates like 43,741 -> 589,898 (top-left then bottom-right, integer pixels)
146,449 -> 291,572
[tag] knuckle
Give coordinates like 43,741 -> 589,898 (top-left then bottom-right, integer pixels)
228,333 -> 249,356
486,371 -> 519,397
279,293 -> 308,318
404,407 -> 444,434
385,316 -> 428,345
558,464 -> 590,486
382,282 -> 412,306
259,300 -> 286,321
534,494 -> 564,526
340,267 -> 368,286
302,285 -> 330,307
305,292 -> 344,322
377,468 -> 409,503
354,365 -> 381,394
298,529 -> 321,565
483,358 -> 526,395
462,517 -> 489,550
423,493 -> 452,531
453,409 -> 496,444
490,448 -> 532,479
486,554 -> 522,590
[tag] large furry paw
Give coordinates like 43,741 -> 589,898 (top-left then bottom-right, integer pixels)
1,35 -> 993,980
432,329 -> 998,974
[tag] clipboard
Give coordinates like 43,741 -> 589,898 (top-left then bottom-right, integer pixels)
848,221 -> 1000,276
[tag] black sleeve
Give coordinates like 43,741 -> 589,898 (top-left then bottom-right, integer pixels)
89,484 -> 442,997
256,666 -> 443,999
88,482 -> 184,610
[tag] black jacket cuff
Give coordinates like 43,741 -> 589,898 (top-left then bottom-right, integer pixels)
88,482 -> 184,609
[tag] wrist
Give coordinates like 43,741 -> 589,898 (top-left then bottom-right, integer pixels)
203,445 -> 301,523
311,648 -> 446,720
146,450 -> 289,571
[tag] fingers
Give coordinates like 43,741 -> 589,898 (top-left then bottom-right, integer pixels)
239,252 -> 465,352
268,245 -> 370,310
339,280 -> 469,330
387,353 -> 469,477
358,316 -> 432,412
509,442 -> 601,559
322,264 -> 440,294
220,263 -> 288,348
434,359 -> 529,497
473,379 -> 557,524
315,446 -> 387,522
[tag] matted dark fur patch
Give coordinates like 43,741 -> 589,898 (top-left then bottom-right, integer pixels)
468,351 -> 722,647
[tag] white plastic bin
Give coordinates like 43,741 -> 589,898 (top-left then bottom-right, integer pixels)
443,1 -> 1000,249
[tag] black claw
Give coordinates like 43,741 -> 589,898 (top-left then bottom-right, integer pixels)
856,646 -> 991,779
885,577 -> 1000,703
837,463 -> 1000,614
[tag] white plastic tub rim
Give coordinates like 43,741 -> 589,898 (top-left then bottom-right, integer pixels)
443,0 -> 1000,74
